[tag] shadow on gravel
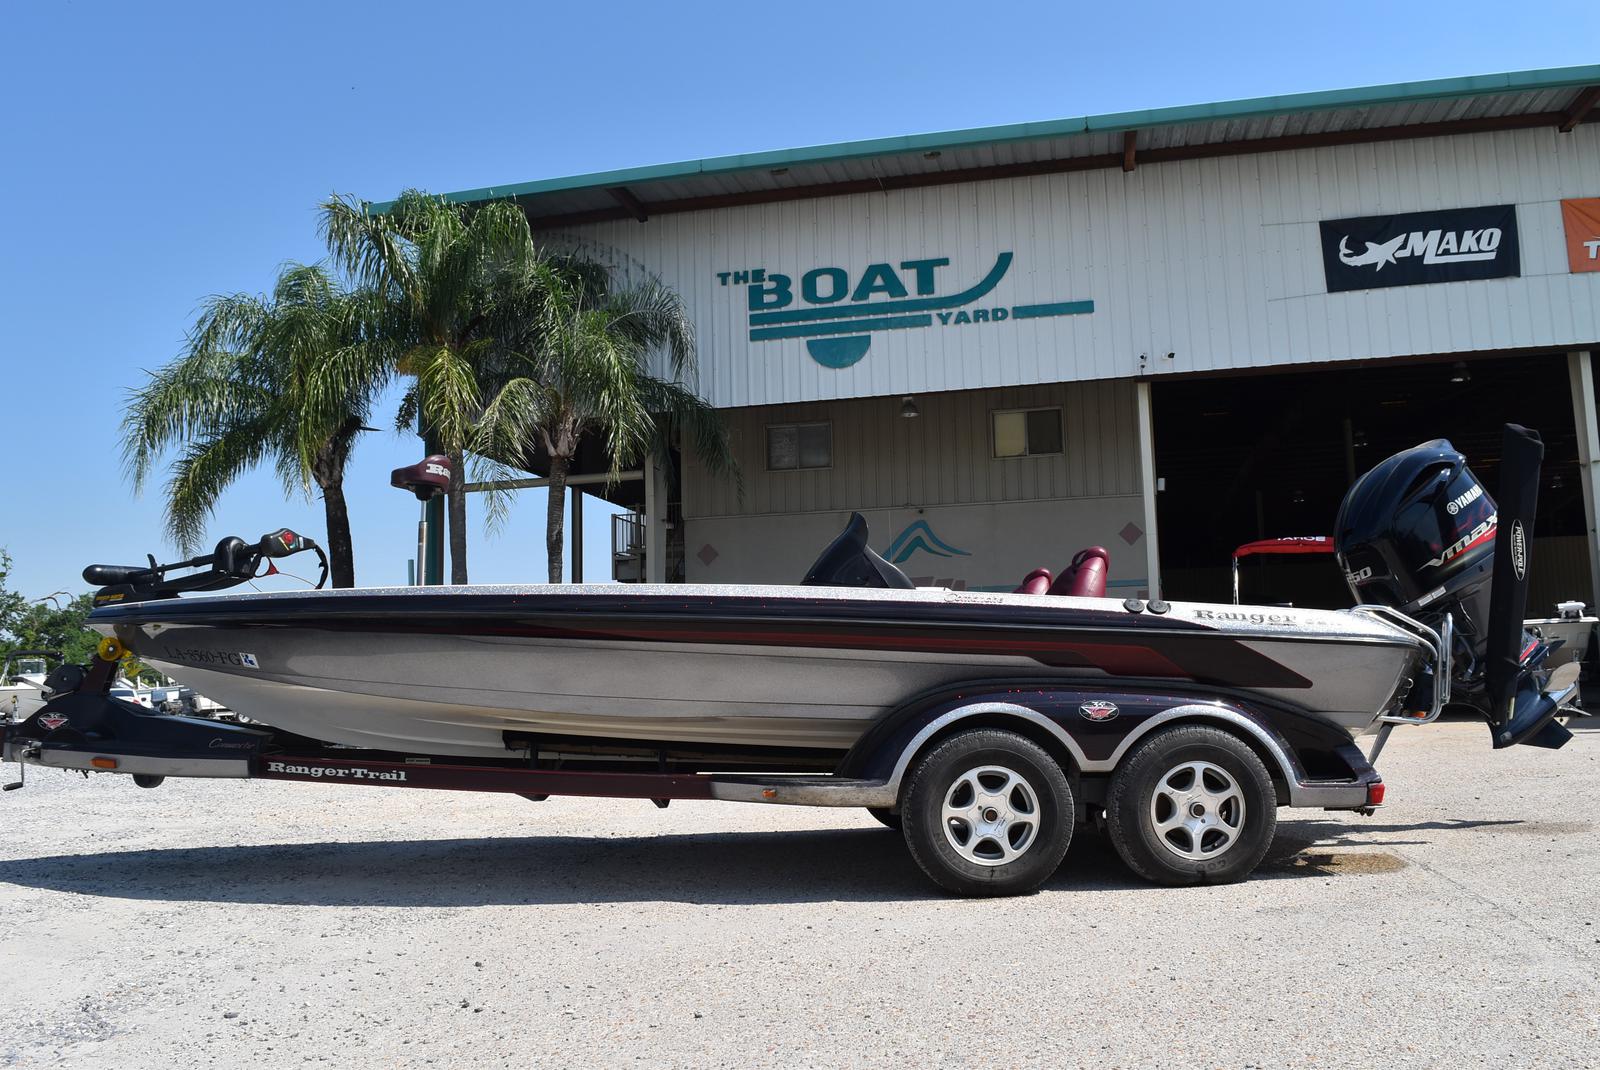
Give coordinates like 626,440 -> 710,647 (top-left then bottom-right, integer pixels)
0,815 -> 1449,906
0,828 -> 929,906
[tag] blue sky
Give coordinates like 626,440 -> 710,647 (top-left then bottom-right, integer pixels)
2,0 -> 1597,599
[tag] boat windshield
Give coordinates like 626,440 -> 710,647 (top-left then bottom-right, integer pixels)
4,658 -> 48,682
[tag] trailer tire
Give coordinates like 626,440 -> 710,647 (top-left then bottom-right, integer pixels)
1106,725 -> 1276,886
900,728 -> 1073,897
866,807 -> 902,830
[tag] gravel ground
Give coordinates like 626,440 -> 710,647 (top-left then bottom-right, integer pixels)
0,718 -> 1595,1069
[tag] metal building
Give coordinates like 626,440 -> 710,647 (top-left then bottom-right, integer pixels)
427,66 -> 1600,607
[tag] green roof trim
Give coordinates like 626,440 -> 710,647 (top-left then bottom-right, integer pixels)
372,65 -> 1600,213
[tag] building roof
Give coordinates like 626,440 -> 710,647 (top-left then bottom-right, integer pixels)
392,65 -> 1600,229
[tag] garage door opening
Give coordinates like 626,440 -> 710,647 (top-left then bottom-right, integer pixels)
1151,353 -> 1588,609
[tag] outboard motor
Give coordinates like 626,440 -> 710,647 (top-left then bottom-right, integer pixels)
1335,425 -> 1576,749
1335,438 -> 1497,673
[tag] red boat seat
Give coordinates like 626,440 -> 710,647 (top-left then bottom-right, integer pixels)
1049,547 -> 1109,598
1013,568 -> 1053,595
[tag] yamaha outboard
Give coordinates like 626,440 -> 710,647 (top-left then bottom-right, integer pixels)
1335,425 -> 1578,749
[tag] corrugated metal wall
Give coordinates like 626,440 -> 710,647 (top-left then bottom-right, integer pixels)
686,379 -> 1140,519
557,124 -> 1599,409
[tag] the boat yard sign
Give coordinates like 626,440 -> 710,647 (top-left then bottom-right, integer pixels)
1562,198 -> 1600,273
1319,204 -> 1521,293
716,253 -> 1094,369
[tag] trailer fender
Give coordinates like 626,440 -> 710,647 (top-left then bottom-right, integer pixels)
839,685 -> 1342,810
877,702 -> 1093,800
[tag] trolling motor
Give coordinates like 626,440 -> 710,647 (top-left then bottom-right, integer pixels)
0,530 -> 320,789
86,528 -> 329,606
1335,424 -> 1580,750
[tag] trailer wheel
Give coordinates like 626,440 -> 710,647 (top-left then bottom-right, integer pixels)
1106,725 -> 1276,886
866,807 -> 901,830
900,728 -> 1073,897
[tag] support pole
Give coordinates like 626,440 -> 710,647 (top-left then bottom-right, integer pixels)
420,429 -> 446,585
1135,381 -> 1163,601
1566,350 -> 1600,608
571,487 -> 584,584
422,491 -> 445,586
643,453 -> 666,584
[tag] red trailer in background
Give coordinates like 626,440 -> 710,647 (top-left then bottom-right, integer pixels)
1230,536 -> 1336,604
1231,535 -> 1595,670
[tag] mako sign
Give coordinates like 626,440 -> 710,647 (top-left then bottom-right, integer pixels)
716,253 -> 1093,368
1319,204 -> 1521,293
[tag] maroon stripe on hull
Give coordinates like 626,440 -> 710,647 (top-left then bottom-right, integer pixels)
360,624 -> 1304,689
100,594 -> 1316,689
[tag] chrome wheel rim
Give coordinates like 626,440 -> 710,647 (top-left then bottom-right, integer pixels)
941,764 -> 1040,867
1149,760 -> 1246,861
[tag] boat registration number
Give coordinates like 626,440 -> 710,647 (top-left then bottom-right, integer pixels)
159,646 -> 261,669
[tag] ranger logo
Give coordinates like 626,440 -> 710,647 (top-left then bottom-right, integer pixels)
1079,701 -> 1119,722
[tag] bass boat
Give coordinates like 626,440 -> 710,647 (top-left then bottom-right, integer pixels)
2,426 -> 1583,896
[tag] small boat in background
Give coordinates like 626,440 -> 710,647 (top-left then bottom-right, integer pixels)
0,651 -> 59,720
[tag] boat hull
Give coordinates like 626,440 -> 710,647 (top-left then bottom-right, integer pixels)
95,584 -> 1426,758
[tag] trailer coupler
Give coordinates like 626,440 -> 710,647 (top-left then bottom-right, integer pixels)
1,692 -> 270,788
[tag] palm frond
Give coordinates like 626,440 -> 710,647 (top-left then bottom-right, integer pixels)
320,193 -> 420,309
603,279 -> 698,378
395,384 -> 420,433
122,345 -> 274,491
467,453 -> 527,536
126,259 -> 397,552
638,377 -> 735,469
162,421 -> 276,553
412,343 -> 483,452
472,374 -> 556,466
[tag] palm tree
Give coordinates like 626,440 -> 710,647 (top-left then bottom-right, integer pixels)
123,263 -> 392,588
475,258 -> 737,582
320,190 -> 536,584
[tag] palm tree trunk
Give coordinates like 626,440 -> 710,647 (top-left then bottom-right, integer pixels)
319,477 -> 357,588
545,454 -> 570,583
448,448 -> 469,584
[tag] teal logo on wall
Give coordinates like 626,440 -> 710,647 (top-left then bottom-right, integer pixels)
716,254 -> 1093,369
885,520 -> 971,565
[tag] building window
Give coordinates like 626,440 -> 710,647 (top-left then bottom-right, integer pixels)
993,407 -> 1064,458
767,422 -> 832,470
